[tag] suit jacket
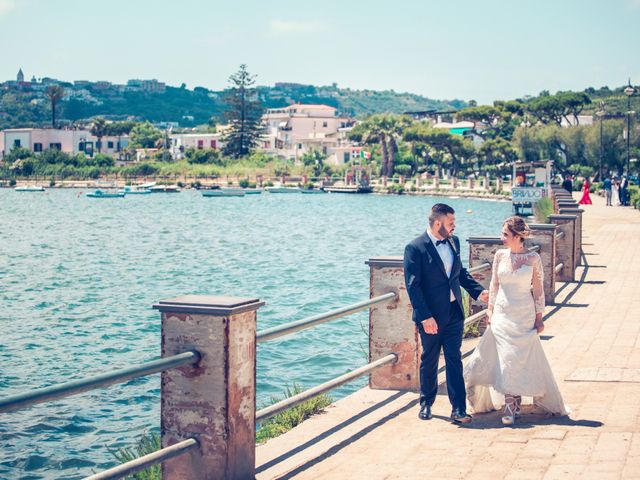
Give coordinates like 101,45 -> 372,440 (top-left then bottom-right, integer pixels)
404,232 -> 484,326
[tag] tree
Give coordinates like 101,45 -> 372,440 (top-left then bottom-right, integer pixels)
404,124 -> 474,177
130,121 -> 163,148
45,85 -> 65,128
478,138 -> 518,175
349,115 -> 389,175
222,64 -> 264,158
383,114 -> 413,177
301,149 -> 328,177
90,117 -> 108,153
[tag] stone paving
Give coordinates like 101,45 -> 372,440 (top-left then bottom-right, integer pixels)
256,194 -> 640,479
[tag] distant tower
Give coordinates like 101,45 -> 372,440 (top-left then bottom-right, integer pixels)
17,68 -> 24,83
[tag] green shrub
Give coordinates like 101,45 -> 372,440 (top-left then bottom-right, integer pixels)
108,431 -> 160,480
386,183 -> 405,195
534,197 -> 555,223
256,384 -> 332,444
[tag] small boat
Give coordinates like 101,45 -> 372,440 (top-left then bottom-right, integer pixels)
123,185 -> 152,195
86,189 -> 126,198
242,189 -> 263,195
15,185 -> 46,192
265,186 -> 301,193
202,189 -> 245,198
323,185 -> 372,194
300,188 -> 326,194
150,185 -> 181,193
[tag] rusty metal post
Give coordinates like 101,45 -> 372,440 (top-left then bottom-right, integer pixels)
549,214 -> 578,281
366,257 -> 419,391
154,295 -> 264,480
527,224 -> 557,303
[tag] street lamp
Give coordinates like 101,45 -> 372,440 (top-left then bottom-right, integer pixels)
596,101 -> 605,180
624,79 -> 635,176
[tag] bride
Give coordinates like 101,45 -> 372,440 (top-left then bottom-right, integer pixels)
463,217 -> 569,425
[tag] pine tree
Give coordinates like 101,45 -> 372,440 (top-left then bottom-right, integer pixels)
222,65 -> 264,158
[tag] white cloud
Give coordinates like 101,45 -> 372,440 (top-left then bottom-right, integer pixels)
0,0 -> 16,16
269,19 -> 326,34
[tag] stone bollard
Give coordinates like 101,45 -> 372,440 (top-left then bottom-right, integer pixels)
549,214 -> 578,280
527,224 -> 557,303
154,295 -> 264,480
485,175 -> 491,191
496,178 -> 503,192
452,177 -> 459,189
468,237 -> 503,331
558,208 -> 583,265
366,257 -> 419,391
434,177 -> 440,189
467,178 -> 474,189
415,176 -> 421,188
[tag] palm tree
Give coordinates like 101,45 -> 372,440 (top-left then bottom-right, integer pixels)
90,117 -> 108,153
45,85 -> 65,128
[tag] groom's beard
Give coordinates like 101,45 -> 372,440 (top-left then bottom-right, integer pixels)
438,225 -> 451,239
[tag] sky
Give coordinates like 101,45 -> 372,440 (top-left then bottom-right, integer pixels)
1,0 -> 639,104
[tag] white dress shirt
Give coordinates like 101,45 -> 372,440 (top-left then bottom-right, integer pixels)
427,229 -> 456,301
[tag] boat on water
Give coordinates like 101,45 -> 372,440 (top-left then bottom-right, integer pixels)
149,185 -> 181,193
14,185 -> 46,192
123,185 -> 152,195
300,188 -> 326,194
265,186 -> 301,193
217,187 -> 262,195
322,185 -> 372,194
202,189 -> 245,197
86,189 -> 126,198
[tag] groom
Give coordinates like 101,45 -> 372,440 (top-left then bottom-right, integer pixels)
404,203 -> 488,423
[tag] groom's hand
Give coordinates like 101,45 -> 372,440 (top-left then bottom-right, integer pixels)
421,318 -> 438,334
478,290 -> 489,303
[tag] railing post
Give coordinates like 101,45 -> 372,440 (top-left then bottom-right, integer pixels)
558,208 -> 584,265
527,224 -> 557,303
467,237 -> 503,331
154,295 -> 264,480
549,214 -> 577,281
366,257 -> 419,391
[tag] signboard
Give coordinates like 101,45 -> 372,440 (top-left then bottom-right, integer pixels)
512,187 -> 547,205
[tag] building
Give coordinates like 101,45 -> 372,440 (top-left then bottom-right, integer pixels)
262,104 -> 355,164
168,132 -> 223,159
0,128 -> 130,159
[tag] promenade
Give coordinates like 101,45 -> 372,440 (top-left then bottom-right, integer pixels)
256,194 -> 640,480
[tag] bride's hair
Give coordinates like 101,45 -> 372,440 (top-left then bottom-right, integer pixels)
504,216 -> 531,243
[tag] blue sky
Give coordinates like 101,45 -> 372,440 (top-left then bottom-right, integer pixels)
1,0 -> 639,104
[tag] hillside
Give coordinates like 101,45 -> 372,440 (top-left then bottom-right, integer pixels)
0,80 -> 464,130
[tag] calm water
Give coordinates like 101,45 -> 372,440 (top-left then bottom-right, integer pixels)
0,188 -> 510,479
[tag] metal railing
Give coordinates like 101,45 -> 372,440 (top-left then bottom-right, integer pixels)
0,351 -> 200,414
555,263 -> 564,274
86,438 -> 199,480
556,231 -> 565,240
257,293 -> 396,343
0,351 -> 202,480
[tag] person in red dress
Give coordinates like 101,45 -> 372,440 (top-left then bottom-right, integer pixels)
578,177 -> 592,205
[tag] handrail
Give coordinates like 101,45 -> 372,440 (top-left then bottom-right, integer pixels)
555,263 -> 564,274
0,351 -> 200,414
256,353 -> 397,422
464,308 -> 488,326
84,438 -> 199,480
556,231 -> 565,240
528,245 -> 540,253
257,292 -> 397,343
468,262 -> 491,274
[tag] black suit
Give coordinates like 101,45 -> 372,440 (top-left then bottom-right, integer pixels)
404,232 -> 484,411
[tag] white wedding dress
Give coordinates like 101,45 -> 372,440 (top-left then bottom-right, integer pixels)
464,249 -> 569,415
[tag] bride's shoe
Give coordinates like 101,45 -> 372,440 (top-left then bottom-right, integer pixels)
502,396 -> 517,425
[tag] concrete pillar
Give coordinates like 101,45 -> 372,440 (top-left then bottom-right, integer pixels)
467,237 -> 503,331
154,295 -> 264,480
527,224 -> 557,303
549,214 -> 577,280
434,177 -> 440,189
467,177 -> 474,189
496,178 -> 503,192
558,208 -> 583,265
485,174 -> 491,191
366,257 -> 419,391
452,177 -> 459,189
415,176 -> 421,188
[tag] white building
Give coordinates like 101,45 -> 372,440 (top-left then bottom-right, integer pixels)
0,128 -> 130,159
262,104 -> 355,164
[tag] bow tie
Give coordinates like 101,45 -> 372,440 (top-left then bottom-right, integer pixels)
435,239 -> 448,246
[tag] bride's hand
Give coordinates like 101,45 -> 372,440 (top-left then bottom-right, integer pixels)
534,316 -> 544,334
486,311 -> 492,325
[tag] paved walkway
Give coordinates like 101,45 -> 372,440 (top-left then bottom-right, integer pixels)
256,194 -> 640,480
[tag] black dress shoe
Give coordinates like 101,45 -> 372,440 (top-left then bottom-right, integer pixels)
418,403 -> 432,420
450,408 -> 472,424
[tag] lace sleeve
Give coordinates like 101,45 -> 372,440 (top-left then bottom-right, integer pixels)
488,249 -> 501,312
532,253 -> 545,314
